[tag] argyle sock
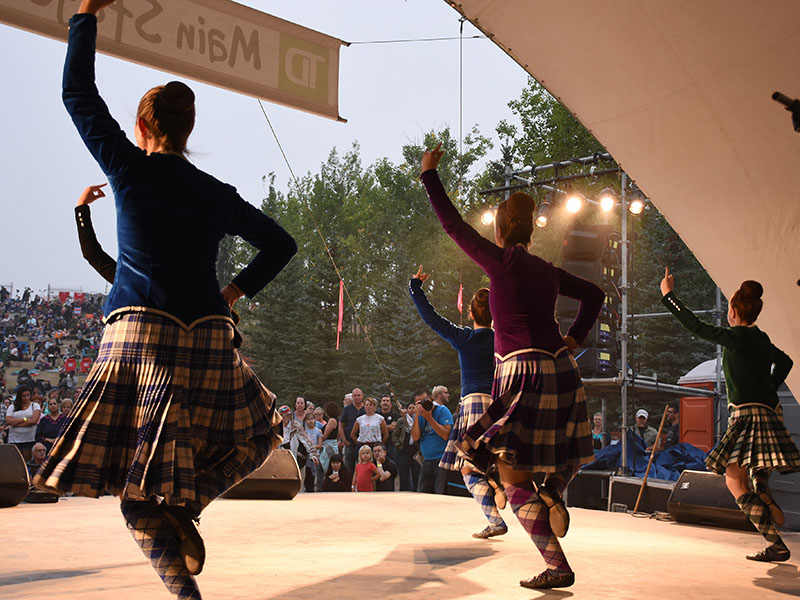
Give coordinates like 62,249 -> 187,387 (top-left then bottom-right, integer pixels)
120,500 -> 203,599
463,471 -> 505,527
506,481 -> 571,572
736,492 -> 786,549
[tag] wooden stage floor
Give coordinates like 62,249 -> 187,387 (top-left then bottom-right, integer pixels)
1,492 -> 798,599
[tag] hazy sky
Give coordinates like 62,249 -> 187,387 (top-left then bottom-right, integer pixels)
1,1 -> 528,295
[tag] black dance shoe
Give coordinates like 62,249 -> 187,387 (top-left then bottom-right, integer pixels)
520,569 -> 575,589
746,544 -> 791,562
162,503 -> 206,575
538,482 -> 570,538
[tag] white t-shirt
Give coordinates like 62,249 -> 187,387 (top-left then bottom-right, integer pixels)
6,402 -> 41,444
356,413 -> 385,443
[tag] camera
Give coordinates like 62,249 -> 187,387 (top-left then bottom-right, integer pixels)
421,399 -> 433,412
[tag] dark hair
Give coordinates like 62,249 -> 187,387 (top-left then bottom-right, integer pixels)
730,280 -> 763,324
411,387 -> 430,403
469,287 -> 491,326
373,443 -> 386,453
137,81 -> 195,154
14,384 -> 32,411
495,192 -> 535,247
324,401 -> 340,419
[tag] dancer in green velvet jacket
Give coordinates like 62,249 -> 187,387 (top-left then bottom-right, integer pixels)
660,268 -> 799,562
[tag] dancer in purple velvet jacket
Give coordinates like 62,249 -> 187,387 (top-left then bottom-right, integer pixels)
420,143 -> 604,590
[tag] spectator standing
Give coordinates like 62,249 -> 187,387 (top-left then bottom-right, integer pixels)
592,413 -> 604,450
393,401 -> 420,491
303,412 -> 323,492
351,397 -> 388,449
339,388 -> 366,473
410,387 -> 453,494
59,398 -> 74,418
27,442 -> 48,479
5,385 -> 41,461
373,444 -> 398,492
36,398 -> 68,452
319,402 -> 340,474
352,445 -> 377,492
378,394 -> 402,462
631,409 -> 658,449
662,405 -> 680,449
293,396 -> 307,424
322,454 -> 351,492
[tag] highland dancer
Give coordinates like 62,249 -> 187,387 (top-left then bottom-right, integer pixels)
409,265 -> 507,539
420,144 -> 604,589
34,2 -> 297,598
661,269 -> 799,562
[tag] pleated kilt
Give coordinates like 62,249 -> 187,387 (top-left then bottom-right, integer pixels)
439,393 -> 492,471
705,403 -> 800,475
462,349 -> 595,474
33,309 -> 282,505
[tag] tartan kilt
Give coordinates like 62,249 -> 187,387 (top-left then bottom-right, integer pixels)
461,349 -> 594,474
705,403 -> 800,475
439,393 -> 492,471
33,310 -> 282,504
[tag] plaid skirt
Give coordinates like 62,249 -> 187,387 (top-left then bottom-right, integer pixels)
33,309 -> 282,505
439,393 -> 492,471
462,349 -> 594,474
705,403 -> 800,475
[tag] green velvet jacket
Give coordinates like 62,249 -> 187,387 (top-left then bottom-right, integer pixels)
661,291 -> 792,408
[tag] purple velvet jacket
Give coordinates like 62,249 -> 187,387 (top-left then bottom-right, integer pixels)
421,169 -> 605,357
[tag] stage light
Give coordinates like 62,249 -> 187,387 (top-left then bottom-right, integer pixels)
480,208 -> 496,226
629,198 -> 645,215
599,188 -> 616,212
565,194 -> 583,213
535,193 -> 553,228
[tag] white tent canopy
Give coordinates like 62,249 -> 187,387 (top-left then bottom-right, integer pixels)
448,0 -> 800,395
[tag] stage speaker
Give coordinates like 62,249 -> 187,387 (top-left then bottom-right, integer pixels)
668,470 -> 755,531
222,449 -> 301,500
445,469 -> 472,498
566,469 -> 612,511
608,475 -> 675,514
0,445 -> 31,508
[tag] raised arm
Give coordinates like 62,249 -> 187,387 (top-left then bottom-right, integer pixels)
660,269 -> 741,349
64,11 -> 141,177
76,184 -> 116,284
420,145 -> 502,273
557,267 -> 605,346
223,191 -> 298,306
409,266 -> 471,349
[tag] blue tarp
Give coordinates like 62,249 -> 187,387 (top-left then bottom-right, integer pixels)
582,430 -> 708,481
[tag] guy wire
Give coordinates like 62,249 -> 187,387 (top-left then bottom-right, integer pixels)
256,99 -> 395,397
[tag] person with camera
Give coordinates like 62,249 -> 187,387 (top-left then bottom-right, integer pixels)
410,387 -> 453,494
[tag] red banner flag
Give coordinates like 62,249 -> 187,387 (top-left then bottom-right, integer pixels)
58,291 -> 70,303
457,283 -> 463,314
74,292 -> 85,304
336,279 -> 344,350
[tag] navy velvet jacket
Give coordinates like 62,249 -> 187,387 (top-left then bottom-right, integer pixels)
64,15 -> 297,326
408,278 -> 494,396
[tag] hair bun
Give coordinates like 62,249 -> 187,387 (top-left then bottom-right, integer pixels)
158,81 -> 195,113
739,280 -> 763,299
506,192 -> 536,219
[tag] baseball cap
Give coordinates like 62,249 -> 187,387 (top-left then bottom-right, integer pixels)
635,409 -> 648,419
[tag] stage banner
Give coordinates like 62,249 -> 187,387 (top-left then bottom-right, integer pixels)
58,291 -> 70,303
0,0 -> 346,121
73,292 -> 85,304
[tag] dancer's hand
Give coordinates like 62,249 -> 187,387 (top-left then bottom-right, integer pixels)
78,0 -> 117,14
660,267 -> 675,296
563,336 -> 578,354
412,265 -> 430,282
77,184 -> 107,206
421,142 -> 444,173
221,282 -> 243,308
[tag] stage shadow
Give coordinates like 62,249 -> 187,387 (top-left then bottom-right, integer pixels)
753,564 -> 800,597
0,562 -> 142,587
266,542 -> 498,599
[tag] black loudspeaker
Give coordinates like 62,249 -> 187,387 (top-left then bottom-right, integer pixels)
566,470 -> 612,511
0,445 -> 31,508
608,475 -> 675,514
668,470 -> 755,531
445,469 -> 472,498
575,348 -> 617,378
562,224 -> 614,261
222,448 -> 302,500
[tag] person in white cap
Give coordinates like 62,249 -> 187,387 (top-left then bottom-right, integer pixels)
630,409 -> 658,450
